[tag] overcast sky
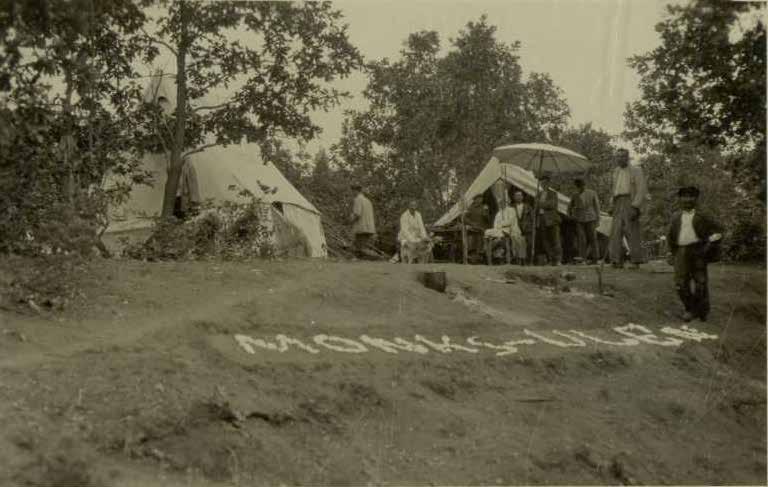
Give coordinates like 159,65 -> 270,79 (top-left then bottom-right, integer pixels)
302,0 -> 679,153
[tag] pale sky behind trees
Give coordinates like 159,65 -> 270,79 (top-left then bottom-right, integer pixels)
303,0 -> 683,152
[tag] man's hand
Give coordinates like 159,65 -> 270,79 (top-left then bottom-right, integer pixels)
630,207 -> 641,221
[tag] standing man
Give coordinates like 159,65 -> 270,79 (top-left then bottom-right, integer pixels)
569,178 -> 601,264
399,199 -> 430,263
536,173 -> 562,266
667,186 -> 723,322
349,183 -> 376,258
609,148 -> 647,269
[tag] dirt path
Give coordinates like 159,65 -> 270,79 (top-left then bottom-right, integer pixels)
0,259 -> 765,486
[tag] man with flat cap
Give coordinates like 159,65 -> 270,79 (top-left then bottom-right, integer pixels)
536,172 -> 562,265
349,183 -> 376,258
667,186 -> 723,322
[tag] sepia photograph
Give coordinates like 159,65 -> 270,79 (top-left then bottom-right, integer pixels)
0,0 -> 765,485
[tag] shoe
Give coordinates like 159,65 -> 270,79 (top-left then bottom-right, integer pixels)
682,311 -> 694,322
629,263 -> 640,270
698,314 -> 708,322
611,263 -> 624,269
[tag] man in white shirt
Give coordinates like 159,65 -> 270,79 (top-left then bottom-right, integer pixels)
349,184 -> 376,258
399,200 -> 431,263
484,198 -> 524,264
609,148 -> 648,269
667,186 -> 723,322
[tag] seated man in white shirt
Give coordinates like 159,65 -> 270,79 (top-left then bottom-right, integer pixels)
399,199 -> 432,264
484,201 -> 525,265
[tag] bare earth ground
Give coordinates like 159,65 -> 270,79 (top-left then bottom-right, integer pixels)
0,257 -> 765,486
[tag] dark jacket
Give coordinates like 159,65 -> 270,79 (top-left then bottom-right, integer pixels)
465,202 -> 491,229
667,210 -> 724,263
537,187 -> 561,228
511,202 -> 533,235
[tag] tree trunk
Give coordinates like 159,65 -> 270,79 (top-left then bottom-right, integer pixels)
62,71 -> 75,208
161,0 -> 189,219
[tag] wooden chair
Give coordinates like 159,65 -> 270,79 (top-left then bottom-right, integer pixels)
484,236 -> 511,265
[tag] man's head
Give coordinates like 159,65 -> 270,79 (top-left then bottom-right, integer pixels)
351,183 -> 362,194
408,199 -> 417,213
513,190 -> 524,203
677,186 -> 699,211
539,172 -> 552,186
615,148 -> 630,168
574,178 -> 585,191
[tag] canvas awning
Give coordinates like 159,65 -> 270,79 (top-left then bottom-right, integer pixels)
433,157 -> 612,236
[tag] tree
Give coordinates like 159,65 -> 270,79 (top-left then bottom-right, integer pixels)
336,16 -> 570,242
552,123 -> 618,206
639,143 -> 765,261
141,1 -> 362,218
0,0 -> 152,255
624,0 -> 766,197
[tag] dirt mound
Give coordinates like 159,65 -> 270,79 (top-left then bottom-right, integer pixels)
0,259 -> 765,485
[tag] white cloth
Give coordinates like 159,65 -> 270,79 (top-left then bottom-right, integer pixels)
613,167 -> 631,196
678,210 -> 699,246
399,210 -> 427,243
484,206 -> 521,238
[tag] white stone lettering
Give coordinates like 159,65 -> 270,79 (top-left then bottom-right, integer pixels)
414,335 -> 480,353
358,335 -> 430,354
566,330 -> 641,346
313,334 -> 368,353
467,336 -> 537,356
524,329 -> 587,347
275,334 -> 320,354
233,323 -> 718,358
613,323 -> 683,346
660,325 -> 719,342
235,334 -> 278,354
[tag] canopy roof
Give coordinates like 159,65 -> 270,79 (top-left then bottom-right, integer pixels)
433,157 -> 612,236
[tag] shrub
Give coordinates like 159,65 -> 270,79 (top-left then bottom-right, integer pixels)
123,196 -> 275,261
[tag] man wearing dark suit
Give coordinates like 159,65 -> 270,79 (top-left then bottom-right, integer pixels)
536,173 -> 562,266
667,186 -> 723,322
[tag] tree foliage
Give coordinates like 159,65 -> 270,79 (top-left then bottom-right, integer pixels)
624,0 -> 766,197
552,123 -> 618,207
0,0 -> 152,256
335,17 -> 570,244
640,143 -> 765,261
142,0 -> 363,217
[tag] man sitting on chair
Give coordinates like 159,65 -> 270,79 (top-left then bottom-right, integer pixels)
399,199 -> 432,264
484,199 -> 524,264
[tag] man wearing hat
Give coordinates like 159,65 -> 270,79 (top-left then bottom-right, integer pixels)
535,172 -> 562,265
667,186 -> 723,322
609,148 -> 648,269
349,183 -> 376,258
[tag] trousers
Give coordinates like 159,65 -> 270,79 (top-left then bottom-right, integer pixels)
610,195 -> 643,264
539,224 -> 562,265
674,245 -> 710,319
576,220 -> 598,261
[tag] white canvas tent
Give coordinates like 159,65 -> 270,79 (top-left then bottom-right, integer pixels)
433,156 -> 612,236
104,72 -> 327,258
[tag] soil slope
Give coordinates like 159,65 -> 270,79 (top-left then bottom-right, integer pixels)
0,258 -> 765,486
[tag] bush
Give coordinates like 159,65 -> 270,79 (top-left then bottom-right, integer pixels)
123,197 -> 275,261
1,254 -> 87,312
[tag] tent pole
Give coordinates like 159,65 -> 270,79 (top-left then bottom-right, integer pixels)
459,194 -> 468,265
529,152 -> 544,265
